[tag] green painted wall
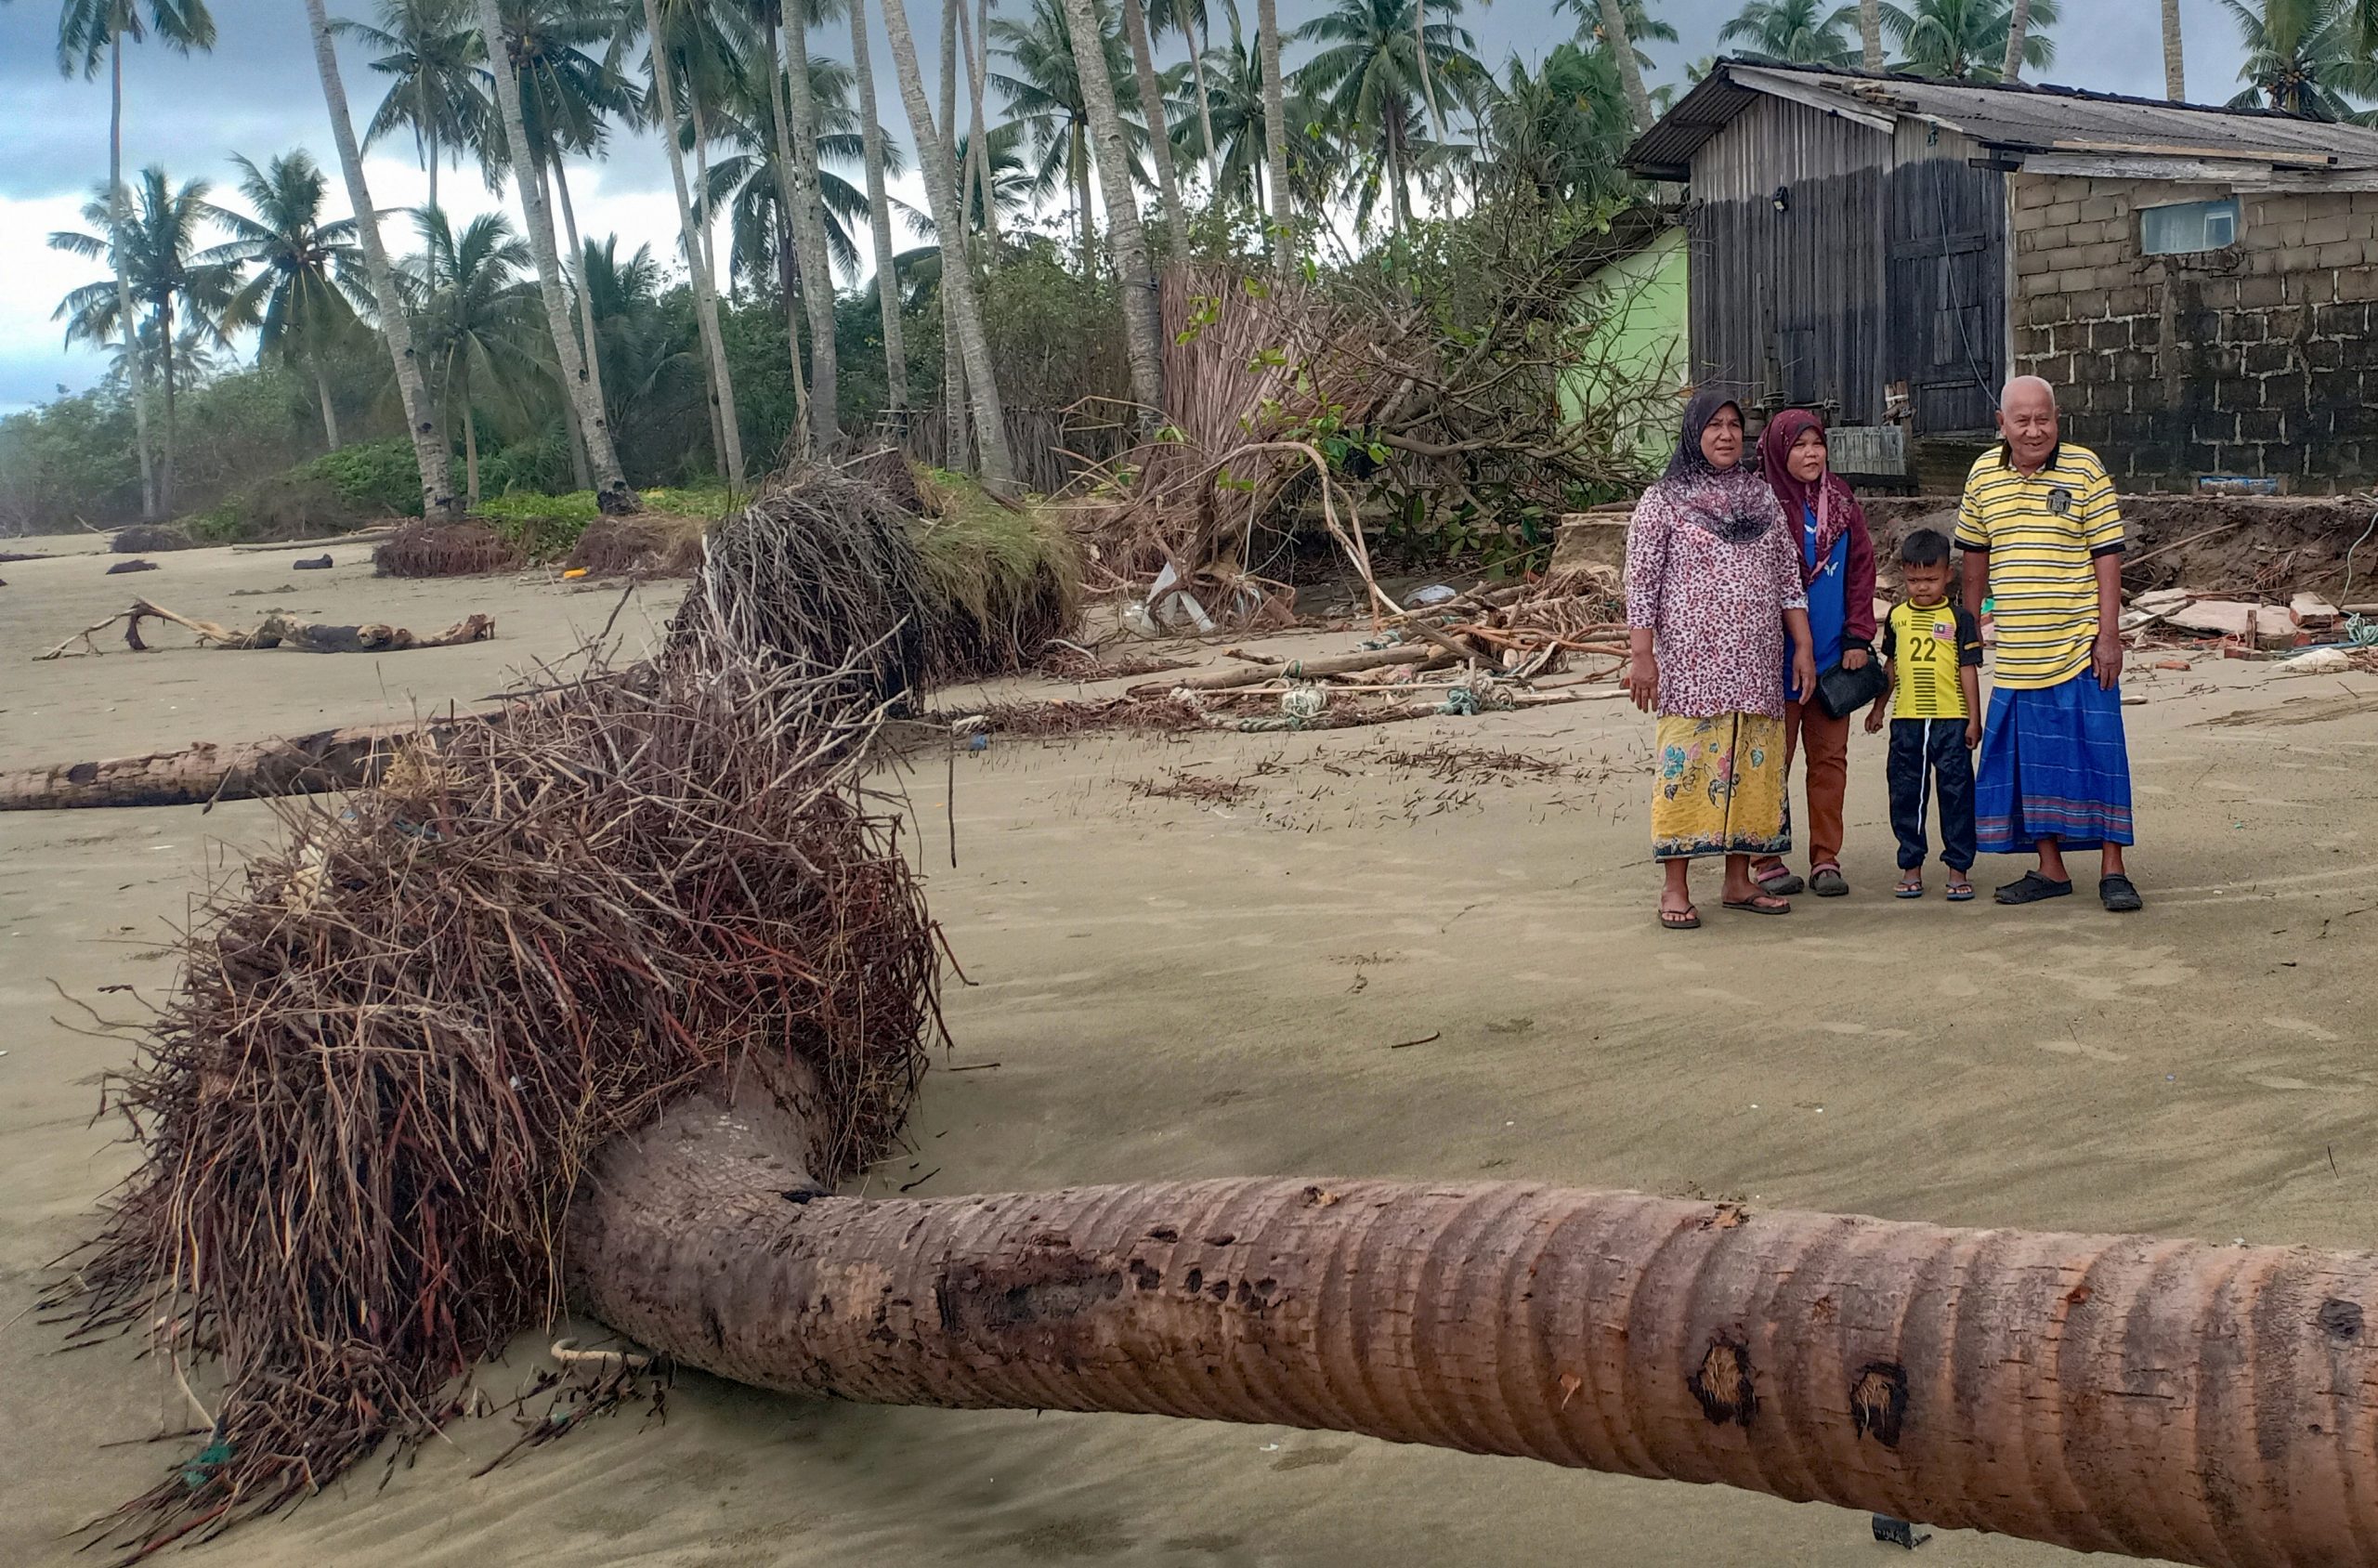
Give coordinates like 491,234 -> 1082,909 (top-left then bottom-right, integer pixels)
1561,226 -> 1690,463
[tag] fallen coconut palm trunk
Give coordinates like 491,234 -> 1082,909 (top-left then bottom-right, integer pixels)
0,713 -> 477,811
573,1107 -> 2378,1568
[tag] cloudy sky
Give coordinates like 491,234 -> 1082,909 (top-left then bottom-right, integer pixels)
0,0 -> 2252,417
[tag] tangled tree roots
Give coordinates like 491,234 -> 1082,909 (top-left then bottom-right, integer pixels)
913,470 -> 1083,684
59,617 -> 941,1553
673,467 -> 934,712
372,520 -> 525,578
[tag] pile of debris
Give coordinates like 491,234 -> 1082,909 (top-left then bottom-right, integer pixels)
2120,586 -> 2362,653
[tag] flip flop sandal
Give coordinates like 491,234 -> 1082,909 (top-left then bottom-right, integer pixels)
1658,904 -> 1702,930
2099,874 -> 2144,913
1810,866 -> 1849,897
1720,894 -> 1793,915
1754,865 -> 1805,896
1894,876 -> 1924,899
1995,870 -> 2074,905
1946,877 -> 1976,902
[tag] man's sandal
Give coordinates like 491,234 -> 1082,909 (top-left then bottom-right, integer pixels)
1995,870 -> 2073,905
2099,874 -> 2144,913
1894,874 -> 1924,899
1658,903 -> 1702,930
1809,865 -> 1849,897
1754,864 -> 1805,896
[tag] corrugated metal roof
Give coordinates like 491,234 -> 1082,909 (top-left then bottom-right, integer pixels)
1626,59 -> 2378,180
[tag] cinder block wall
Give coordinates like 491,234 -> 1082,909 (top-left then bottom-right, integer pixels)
2008,172 -> 2378,491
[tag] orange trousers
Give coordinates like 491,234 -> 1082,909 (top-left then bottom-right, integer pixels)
1759,699 -> 1850,871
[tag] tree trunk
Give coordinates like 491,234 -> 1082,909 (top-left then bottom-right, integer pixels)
305,0 -> 454,520
1410,0 -> 1443,137
315,361 -> 342,452
549,155 -> 615,457
569,1095 -> 2378,1568
1184,7 -> 1221,199
781,0 -> 843,451
473,0 -> 636,513
110,38 -> 160,524
943,294 -> 969,466
0,712 -> 470,812
2001,0 -> 2032,81
1386,106 -> 1409,236
464,399 -> 481,507
1597,0 -> 1653,134
642,0 -> 747,492
689,98 -> 717,284
2162,0 -> 2186,100
879,0 -> 1016,490
1073,120 -> 1097,273
1120,0 -> 1191,257
1860,0 -> 1883,71
428,124 -> 440,216
1257,0 -> 1289,277
158,297 -> 176,519
761,10 -> 815,457
961,0 -> 1000,249
1062,0 -> 1164,427
851,0 -> 911,412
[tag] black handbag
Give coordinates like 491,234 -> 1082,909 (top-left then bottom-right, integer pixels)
1813,654 -> 1888,720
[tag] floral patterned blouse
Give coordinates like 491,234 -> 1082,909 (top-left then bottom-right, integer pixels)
1625,468 -> 1806,719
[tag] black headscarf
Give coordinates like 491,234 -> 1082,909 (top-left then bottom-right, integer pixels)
1653,391 -> 1780,545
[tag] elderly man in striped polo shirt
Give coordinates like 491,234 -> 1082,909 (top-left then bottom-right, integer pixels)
1953,376 -> 2142,913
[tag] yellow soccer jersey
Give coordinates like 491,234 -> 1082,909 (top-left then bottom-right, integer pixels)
1879,598 -> 1984,719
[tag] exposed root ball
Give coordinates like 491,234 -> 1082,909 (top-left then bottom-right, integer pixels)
673,466 -> 934,712
566,516 -> 706,579
63,621 -> 941,1551
913,471 -> 1083,683
373,519 -> 525,578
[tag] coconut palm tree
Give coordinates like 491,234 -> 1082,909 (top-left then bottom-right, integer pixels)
1878,0 -> 2058,79
2220,0 -> 2378,118
1058,0 -> 1163,422
1593,0 -> 1653,128
406,208 -> 545,504
1293,0 -> 1479,236
333,0 -> 490,215
1551,0 -> 1672,126
472,0 -> 635,509
1482,41 -> 1637,205
635,0 -> 746,490
581,236 -> 711,474
55,0 -> 216,524
301,0 -> 457,517
993,0 -> 1155,270
849,0 -> 909,410
50,168 -> 241,519
1194,31 -> 1322,208
1862,0 -> 1884,63
875,0 -> 1016,488
741,0 -> 843,450
2163,0 -> 2186,96
700,63 -> 883,287
1718,0 -> 1861,64
960,0 -> 1000,248
1118,0 -> 1192,252
1150,0 -> 1222,194
1258,0 -> 1290,272
204,151 -> 371,453
2002,0 -> 2031,76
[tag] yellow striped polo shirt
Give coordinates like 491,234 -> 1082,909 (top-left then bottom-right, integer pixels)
1953,443 -> 2123,689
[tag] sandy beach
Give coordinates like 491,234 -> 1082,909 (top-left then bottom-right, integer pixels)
4,533 -> 2373,1567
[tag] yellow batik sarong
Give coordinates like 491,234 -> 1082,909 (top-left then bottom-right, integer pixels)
1652,712 -> 1791,861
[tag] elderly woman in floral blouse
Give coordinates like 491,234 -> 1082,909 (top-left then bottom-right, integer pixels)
1626,393 -> 1818,930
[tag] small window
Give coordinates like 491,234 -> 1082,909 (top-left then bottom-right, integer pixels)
2140,199 -> 2240,255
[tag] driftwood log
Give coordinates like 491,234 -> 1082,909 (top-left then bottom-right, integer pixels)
33,597 -> 493,660
0,714 -> 476,811
572,1071 -> 2378,1568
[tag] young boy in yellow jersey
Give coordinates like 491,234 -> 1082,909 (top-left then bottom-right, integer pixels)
1866,529 -> 1985,900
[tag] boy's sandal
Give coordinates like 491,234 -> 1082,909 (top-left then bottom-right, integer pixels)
1809,865 -> 1849,897
1945,876 -> 1976,901
2099,874 -> 2144,913
1894,875 -> 1924,899
1720,893 -> 1793,915
1658,903 -> 1702,930
1994,870 -> 2074,905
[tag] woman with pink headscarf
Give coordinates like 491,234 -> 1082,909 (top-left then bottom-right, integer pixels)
1746,410 -> 1877,899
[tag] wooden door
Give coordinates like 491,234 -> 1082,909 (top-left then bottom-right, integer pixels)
1886,159 -> 2006,435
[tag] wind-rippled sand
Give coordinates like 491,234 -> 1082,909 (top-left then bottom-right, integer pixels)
6,531 -> 2372,1566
